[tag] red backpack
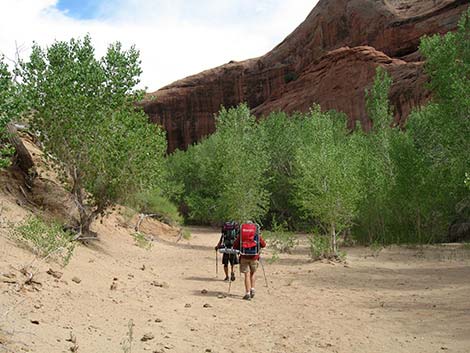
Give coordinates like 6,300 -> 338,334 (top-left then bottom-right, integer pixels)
239,223 -> 260,255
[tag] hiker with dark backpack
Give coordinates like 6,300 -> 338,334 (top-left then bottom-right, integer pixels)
215,221 -> 240,281
232,222 -> 266,300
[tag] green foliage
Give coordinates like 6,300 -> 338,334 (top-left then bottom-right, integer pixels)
292,107 -> 362,254
401,11 -> 470,243
354,11 -> 470,245
307,234 -> 331,260
125,189 -> 182,226
355,67 -> 396,244
11,216 -> 75,265
365,67 -> 394,131
284,71 -> 298,83
263,219 -> 298,255
0,56 -> 22,168
258,112 -> 304,228
369,241 -> 384,257
131,232 -> 152,250
420,9 -> 470,119
167,103 -> 270,224
181,229 -> 192,240
20,36 -> 167,235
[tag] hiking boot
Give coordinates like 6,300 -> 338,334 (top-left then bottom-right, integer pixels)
230,273 -> 236,281
224,276 -> 229,281
242,294 -> 251,300
250,288 -> 255,298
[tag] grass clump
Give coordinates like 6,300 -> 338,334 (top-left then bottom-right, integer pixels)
131,231 -> 152,250
11,216 -> 75,265
369,240 -> 384,257
181,229 -> 191,240
263,220 -> 298,261
307,234 -> 330,260
127,190 -> 182,227
264,223 -> 297,254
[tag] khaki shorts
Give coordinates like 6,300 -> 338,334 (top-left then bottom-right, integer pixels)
240,258 -> 259,273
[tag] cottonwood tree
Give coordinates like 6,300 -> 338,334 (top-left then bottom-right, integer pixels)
258,111 -> 304,228
213,104 -> 270,222
404,9 -> 470,241
21,36 -> 167,237
355,67 -> 395,243
0,57 -> 18,168
169,104 -> 270,224
293,107 -> 362,255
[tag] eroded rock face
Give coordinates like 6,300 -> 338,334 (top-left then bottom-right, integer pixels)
142,0 -> 469,152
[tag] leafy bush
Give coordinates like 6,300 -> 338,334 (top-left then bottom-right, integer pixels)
307,234 -> 331,260
0,56 -> 21,168
284,71 -> 298,83
181,229 -> 192,240
263,220 -> 297,254
131,231 -> 152,250
11,216 -> 75,265
126,190 -> 182,226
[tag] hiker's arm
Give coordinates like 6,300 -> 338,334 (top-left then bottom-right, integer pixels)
215,235 -> 222,250
259,236 -> 267,248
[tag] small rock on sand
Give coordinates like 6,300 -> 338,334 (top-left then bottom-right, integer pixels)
71,277 -> 81,284
47,268 -> 63,279
151,281 -> 169,288
141,333 -> 155,342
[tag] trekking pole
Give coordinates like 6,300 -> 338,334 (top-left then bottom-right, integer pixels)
259,256 -> 269,293
228,271 -> 232,294
215,250 -> 218,277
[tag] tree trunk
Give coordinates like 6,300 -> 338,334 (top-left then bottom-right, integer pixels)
417,208 -> 421,244
331,222 -> 337,256
71,167 -> 100,238
6,123 -> 35,176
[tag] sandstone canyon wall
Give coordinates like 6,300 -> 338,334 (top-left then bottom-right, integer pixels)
142,0 -> 469,152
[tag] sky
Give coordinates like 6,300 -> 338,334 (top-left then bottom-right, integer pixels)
0,0 -> 318,92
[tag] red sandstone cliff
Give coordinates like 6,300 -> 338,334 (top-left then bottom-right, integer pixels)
142,0 -> 469,152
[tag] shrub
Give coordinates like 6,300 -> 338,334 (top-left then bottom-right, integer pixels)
307,234 -> 331,260
131,232 -> 152,250
263,220 -> 297,254
284,71 -> 298,83
11,216 -> 75,265
181,229 -> 191,240
126,190 -> 182,226
0,56 -> 22,169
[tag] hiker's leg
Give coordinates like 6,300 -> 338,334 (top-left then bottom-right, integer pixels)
244,272 -> 251,294
250,270 -> 256,290
222,254 -> 229,280
249,260 -> 258,298
240,258 -> 251,297
230,264 -> 236,281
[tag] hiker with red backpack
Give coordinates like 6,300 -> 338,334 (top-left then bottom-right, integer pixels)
215,221 -> 240,281
232,221 -> 266,300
